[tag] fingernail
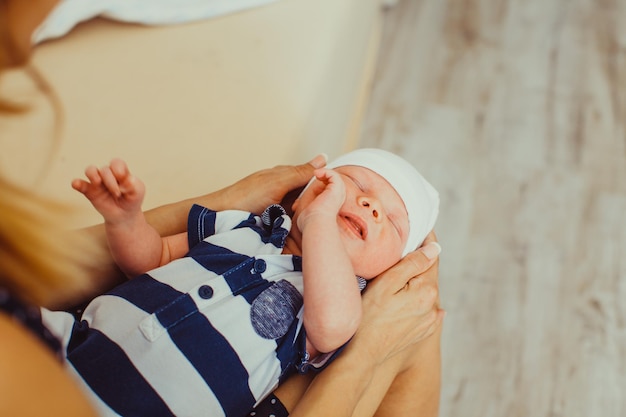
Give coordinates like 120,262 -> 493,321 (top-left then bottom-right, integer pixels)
421,242 -> 441,260
310,153 -> 328,169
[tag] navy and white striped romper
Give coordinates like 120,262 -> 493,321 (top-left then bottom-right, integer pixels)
42,204 -> 316,417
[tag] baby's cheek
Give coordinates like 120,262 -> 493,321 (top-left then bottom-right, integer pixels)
354,248 -> 403,279
351,255 -> 389,279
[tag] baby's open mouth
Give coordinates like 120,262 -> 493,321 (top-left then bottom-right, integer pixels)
340,214 -> 367,240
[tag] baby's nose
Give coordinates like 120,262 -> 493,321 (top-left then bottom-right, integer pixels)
358,196 -> 383,222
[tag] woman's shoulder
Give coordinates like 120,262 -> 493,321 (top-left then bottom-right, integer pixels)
0,311 -> 98,417
0,288 -> 62,355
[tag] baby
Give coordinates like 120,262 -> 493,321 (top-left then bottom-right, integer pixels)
42,148 -> 439,417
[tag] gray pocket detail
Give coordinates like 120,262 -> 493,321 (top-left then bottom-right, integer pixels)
251,280 -> 303,339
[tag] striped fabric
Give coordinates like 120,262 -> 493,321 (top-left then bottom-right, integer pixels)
42,205 -> 310,417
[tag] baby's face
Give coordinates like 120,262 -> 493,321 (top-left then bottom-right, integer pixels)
294,165 -> 409,278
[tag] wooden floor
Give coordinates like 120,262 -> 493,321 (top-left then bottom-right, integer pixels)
359,0 -> 626,416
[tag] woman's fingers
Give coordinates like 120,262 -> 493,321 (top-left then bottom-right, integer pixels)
421,230 -> 437,246
414,308 -> 445,344
400,308 -> 444,351
376,240 -> 441,294
357,233 -> 443,359
276,154 -> 328,212
309,154 -> 328,170
406,277 -> 439,312
281,154 -> 327,188
318,231 -> 442,364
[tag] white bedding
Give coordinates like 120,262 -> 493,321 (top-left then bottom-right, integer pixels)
34,0 -> 279,43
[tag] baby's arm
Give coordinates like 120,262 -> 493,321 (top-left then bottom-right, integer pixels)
297,169 -> 363,354
72,159 -> 189,278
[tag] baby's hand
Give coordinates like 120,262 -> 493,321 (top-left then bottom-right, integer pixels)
71,158 -> 145,225
297,168 -> 346,231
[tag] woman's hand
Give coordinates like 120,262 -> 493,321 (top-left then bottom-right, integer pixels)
287,232 -> 443,417
355,231 -> 444,363
218,154 -> 327,215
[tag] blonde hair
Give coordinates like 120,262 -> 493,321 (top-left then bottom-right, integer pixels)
0,0 -> 100,307
0,177 -> 100,306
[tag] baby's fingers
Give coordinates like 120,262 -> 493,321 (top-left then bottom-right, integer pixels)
71,165 -> 104,197
111,159 -> 144,199
99,165 -> 122,198
71,165 -> 102,194
83,165 -> 102,186
314,168 -> 338,183
70,178 -> 90,195
109,158 -> 130,181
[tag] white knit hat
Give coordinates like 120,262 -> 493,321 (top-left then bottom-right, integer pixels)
326,148 -> 439,257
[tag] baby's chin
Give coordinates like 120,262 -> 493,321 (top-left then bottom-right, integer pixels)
354,257 -> 402,280
354,266 -> 388,281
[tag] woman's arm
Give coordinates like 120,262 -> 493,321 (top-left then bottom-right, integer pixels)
144,154 -> 327,237
67,156 -> 326,305
284,234 -> 444,417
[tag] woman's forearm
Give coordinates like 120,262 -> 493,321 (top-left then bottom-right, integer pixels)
290,325 -> 442,417
290,345 -> 377,417
143,189 -> 236,237
363,327 -> 442,417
